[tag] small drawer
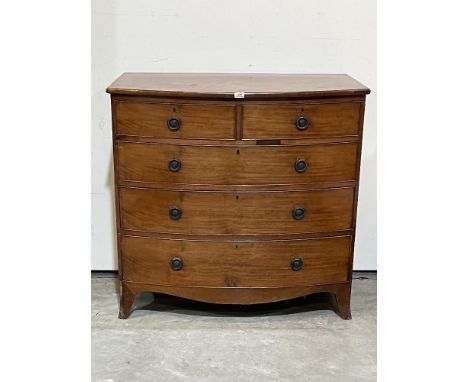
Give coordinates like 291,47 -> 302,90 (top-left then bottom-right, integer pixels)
115,101 -> 236,139
243,101 -> 361,139
118,142 -> 358,186
119,188 -> 354,235
122,236 -> 351,287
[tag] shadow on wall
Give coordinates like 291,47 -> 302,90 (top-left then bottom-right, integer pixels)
354,148 -> 377,270
106,148 -> 118,268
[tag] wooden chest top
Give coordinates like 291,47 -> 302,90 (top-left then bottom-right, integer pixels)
107,73 -> 370,99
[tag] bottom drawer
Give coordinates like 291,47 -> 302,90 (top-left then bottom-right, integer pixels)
122,236 -> 351,287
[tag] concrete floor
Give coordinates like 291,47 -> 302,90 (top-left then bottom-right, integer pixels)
92,273 -> 376,382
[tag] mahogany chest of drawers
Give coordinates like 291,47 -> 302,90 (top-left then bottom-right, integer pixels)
106,73 -> 370,319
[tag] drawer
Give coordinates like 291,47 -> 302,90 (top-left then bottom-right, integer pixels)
243,102 -> 361,139
120,188 -> 354,235
115,101 -> 236,139
122,236 -> 351,287
118,142 -> 358,186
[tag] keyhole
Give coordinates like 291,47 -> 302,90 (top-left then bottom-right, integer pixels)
235,244 -> 238,249
236,149 -> 240,155
300,107 -> 304,113
236,195 -> 239,200
173,107 -> 176,112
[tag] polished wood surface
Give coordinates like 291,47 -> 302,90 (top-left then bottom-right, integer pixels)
108,73 -> 370,319
119,187 -> 354,235
118,141 -> 358,186
243,101 -> 361,139
116,101 -> 236,139
107,73 -> 370,99
122,236 -> 351,287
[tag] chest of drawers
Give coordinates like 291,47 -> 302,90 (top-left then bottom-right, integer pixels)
106,73 -> 370,319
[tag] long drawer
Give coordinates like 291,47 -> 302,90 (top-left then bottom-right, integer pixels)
115,101 -> 236,139
122,235 -> 351,287
243,101 -> 361,139
118,142 -> 358,186
119,187 -> 354,235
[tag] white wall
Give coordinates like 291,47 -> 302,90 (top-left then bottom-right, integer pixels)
92,0 -> 376,270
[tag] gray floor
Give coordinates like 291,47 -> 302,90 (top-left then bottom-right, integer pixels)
92,273 -> 376,382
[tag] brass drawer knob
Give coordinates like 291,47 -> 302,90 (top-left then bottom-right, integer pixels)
295,116 -> 309,131
170,257 -> 184,271
167,117 -> 181,131
294,159 -> 307,173
168,159 -> 182,172
291,258 -> 303,271
169,207 -> 182,220
292,207 -> 305,220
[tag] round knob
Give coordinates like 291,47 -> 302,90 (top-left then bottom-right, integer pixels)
167,117 -> 181,131
168,159 -> 182,172
294,159 -> 307,173
295,116 -> 309,131
291,258 -> 303,271
169,207 -> 182,220
292,207 -> 305,220
170,257 -> 183,271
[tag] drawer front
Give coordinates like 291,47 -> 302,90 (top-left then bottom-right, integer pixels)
243,102 -> 361,139
115,101 -> 236,139
120,188 -> 354,235
118,142 -> 358,186
122,236 -> 351,287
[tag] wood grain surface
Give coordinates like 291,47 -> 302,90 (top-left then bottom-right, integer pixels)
107,73 -> 370,99
118,141 -> 358,186
243,101 -> 361,139
116,100 -> 236,139
122,235 -> 351,287
119,187 -> 355,235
